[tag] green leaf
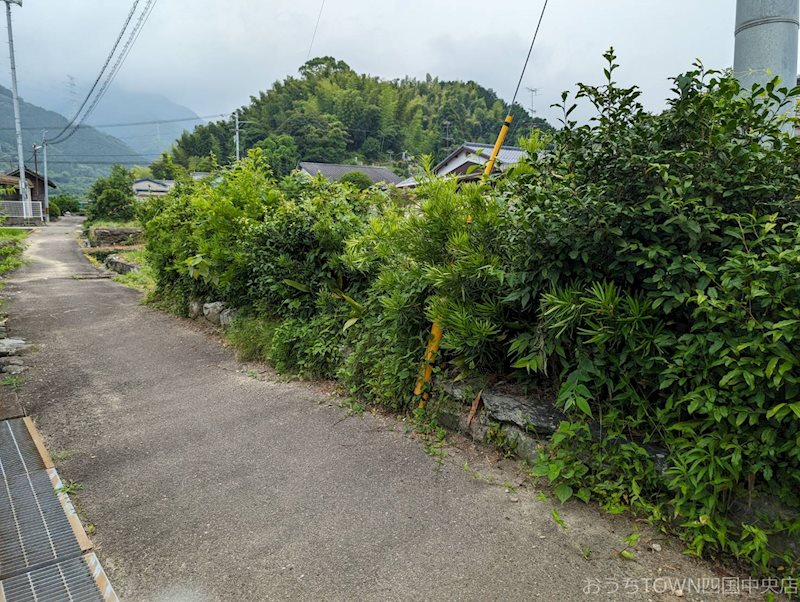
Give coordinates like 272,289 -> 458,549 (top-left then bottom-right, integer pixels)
551,509 -> 568,529
343,317 -> 359,332
554,484 -> 573,503
283,279 -> 311,293
575,396 -> 593,418
766,403 -> 785,420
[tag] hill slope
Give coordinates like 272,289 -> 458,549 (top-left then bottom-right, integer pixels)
0,86 -> 144,195
172,56 -> 554,176
23,84 -> 203,160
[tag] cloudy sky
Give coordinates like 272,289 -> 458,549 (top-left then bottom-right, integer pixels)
3,1 -> 741,125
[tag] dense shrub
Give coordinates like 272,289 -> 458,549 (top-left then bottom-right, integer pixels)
495,54 -> 800,571
51,194 -> 80,214
47,198 -> 60,220
86,165 -> 136,222
338,171 -> 373,191
139,52 -> 800,574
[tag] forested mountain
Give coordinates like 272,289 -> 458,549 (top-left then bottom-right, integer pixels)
25,84 -> 202,160
171,57 -> 554,176
0,86 -> 143,195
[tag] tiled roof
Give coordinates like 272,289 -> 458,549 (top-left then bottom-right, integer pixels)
299,162 -> 403,185
433,142 -> 527,175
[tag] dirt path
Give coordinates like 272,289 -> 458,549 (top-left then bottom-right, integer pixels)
1,218 -> 755,601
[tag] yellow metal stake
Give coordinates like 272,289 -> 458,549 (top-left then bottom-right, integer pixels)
413,0 -> 549,409
414,115 -> 512,409
483,114 -> 513,177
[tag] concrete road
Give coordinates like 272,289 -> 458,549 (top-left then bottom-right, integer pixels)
3,218 -> 746,601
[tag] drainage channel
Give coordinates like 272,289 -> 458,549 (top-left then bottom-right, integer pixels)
0,417 -> 118,602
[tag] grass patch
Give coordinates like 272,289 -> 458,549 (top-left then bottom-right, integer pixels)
0,228 -> 28,277
226,316 -> 278,362
0,228 -> 30,240
84,219 -> 140,229
116,249 -> 147,265
0,375 -> 23,390
113,267 -> 155,293
111,248 -> 155,293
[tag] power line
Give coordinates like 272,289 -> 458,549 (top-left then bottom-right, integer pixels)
52,0 -> 157,144
52,0 -> 159,145
48,0 -> 142,143
306,0 -> 326,60
511,0 -> 549,107
2,114 -> 229,132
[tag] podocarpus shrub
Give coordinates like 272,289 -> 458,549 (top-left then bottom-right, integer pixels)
140,53 -> 800,574
495,53 -> 800,572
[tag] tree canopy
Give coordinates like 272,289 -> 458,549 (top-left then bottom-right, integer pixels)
169,57 -> 554,173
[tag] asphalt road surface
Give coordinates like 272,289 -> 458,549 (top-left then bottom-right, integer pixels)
3,218 -> 748,601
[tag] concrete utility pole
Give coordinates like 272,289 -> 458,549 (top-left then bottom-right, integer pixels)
42,132 -> 48,223
4,0 -> 30,219
734,0 -> 800,93
36,132 -> 49,222
234,110 -> 240,162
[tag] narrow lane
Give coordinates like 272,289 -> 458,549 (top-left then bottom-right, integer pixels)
2,218 -> 741,601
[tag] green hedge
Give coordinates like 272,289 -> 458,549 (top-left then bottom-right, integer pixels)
139,52 -> 800,575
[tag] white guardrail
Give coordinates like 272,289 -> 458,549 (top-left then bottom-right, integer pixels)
0,200 -> 43,220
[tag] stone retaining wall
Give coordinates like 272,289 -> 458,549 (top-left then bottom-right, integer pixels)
88,227 -> 143,247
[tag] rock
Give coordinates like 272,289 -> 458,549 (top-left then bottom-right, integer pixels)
481,389 -> 567,435
0,356 -> 23,366
88,227 -> 144,247
202,302 -> 225,325
104,255 -> 139,275
0,338 -> 28,357
219,308 -> 237,328
188,300 -> 203,319
649,542 -> 662,553
2,364 -> 27,375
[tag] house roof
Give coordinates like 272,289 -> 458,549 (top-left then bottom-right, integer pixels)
396,176 -> 418,188
4,168 -> 57,188
133,178 -> 175,191
0,174 -> 24,187
433,142 -> 527,175
298,162 -> 403,185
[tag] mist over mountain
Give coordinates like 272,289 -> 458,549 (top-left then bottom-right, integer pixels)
23,84 -> 204,160
0,86 -> 143,195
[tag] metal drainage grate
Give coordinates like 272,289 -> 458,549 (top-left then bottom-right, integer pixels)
0,420 -> 45,479
0,470 -> 82,580
0,556 -> 102,602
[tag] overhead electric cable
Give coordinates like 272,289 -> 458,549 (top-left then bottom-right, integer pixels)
4,114 -> 228,132
48,0 -> 141,143
510,0 -> 549,108
306,0 -> 326,60
52,0 -> 159,145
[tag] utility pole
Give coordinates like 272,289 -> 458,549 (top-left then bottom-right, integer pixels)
525,87 -> 539,117
40,131 -> 49,222
234,110 -> 240,162
4,0 -> 29,219
442,120 -> 453,147
734,0 -> 799,100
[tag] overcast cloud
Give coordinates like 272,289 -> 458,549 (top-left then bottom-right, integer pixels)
2,1 -> 746,125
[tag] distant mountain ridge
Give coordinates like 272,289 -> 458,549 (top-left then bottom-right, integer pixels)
0,85 -> 144,195
24,84 -> 203,159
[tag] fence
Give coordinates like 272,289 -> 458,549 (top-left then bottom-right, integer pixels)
0,200 -> 43,221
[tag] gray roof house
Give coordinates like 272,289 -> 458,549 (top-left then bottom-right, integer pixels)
397,142 -> 527,188
132,178 -> 174,198
298,162 -> 403,186
132,172 -> 210,198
